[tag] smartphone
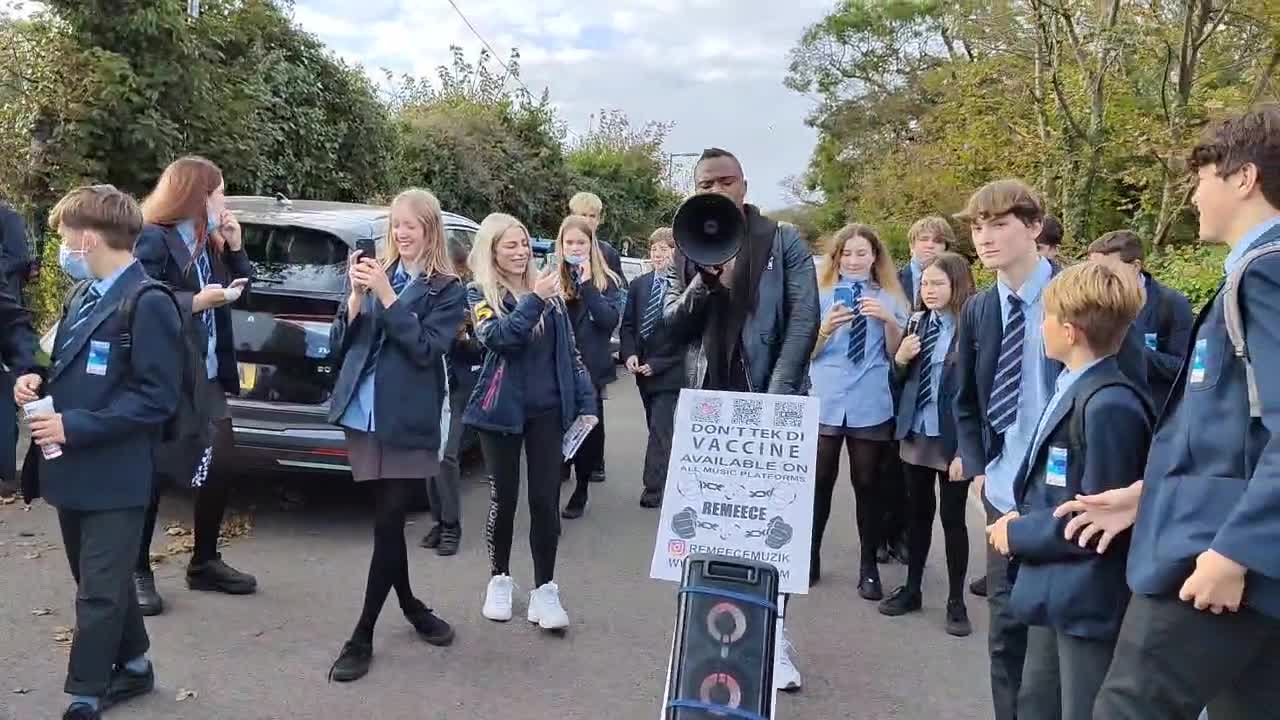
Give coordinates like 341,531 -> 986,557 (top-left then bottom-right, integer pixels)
905,312 -> 922,337
354,238 -> 377,260
833,286 -> 855,310
228,277 -> 250,290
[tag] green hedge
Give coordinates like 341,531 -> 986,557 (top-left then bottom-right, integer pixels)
29,235 -> 70,335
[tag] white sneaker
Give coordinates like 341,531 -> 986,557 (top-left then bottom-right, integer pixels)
527,582 -> 570,630
774,628 -> 802,691
482,574 -> 514,622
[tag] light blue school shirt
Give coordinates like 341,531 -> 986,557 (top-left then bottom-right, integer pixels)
809,281 -> 909,429
176,221 -> 219,381
339,264 -> 413,432
911,310 -> 957,437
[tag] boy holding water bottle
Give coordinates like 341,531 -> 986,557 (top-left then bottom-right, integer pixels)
16,185 -> 184,720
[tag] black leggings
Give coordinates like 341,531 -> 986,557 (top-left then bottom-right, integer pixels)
352,477 -> 420,642
812,434 -> 888,569
137,419 -> 234,571
903,462 -> 970,601
481,411 -> 563,587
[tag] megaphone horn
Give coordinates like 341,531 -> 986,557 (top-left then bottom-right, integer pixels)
673,194 -> 745,268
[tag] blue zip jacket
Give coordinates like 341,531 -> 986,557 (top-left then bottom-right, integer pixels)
462,283 -> 596,434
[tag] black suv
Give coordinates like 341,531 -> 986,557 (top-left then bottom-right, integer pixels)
224,196 -> 479,475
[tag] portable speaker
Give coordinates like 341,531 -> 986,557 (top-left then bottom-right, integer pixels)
665,554 -> 779,720
672,194 -> 745,268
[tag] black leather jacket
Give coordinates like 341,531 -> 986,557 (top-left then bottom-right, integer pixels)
661,209 -> 819,394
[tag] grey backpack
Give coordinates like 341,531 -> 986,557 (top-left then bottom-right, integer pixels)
1221,242 -> 1280,418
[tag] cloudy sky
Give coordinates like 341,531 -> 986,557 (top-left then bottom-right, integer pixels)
291,0 -> 831,210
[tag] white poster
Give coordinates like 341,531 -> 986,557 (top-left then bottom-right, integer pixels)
649,389 -> 818,595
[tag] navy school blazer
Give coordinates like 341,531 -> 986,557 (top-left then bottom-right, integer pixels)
462,284 -> 596,436
953,265 -> 1150,479
1006,357 -> 1153,640
31,263 -> 184,511
134,223 -> 254,396
893,309 -> 961,459
1135,272 -> 1195,412
618,270 -> 685,396
565,274 -> 622,387
1128,226 -> 1280,620
327,271 -> 465,453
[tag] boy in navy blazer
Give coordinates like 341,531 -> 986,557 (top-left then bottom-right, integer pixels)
16,186 -> 183,720
952,180 -> 1149,720
1072,107 -> 1280,719
986,263 -> 1152,720
618,228 -> 684,508
1088,230 -> 1195,412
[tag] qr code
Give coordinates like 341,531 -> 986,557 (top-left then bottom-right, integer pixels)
732,398 -> 764,427
773,401 -> 804,429
691,397 -> 722,423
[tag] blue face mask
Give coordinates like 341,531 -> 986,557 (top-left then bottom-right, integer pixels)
564,253 -> 587,266
207,208 -> 219,235
59,242 -> 92,280
840,272 -> 870,284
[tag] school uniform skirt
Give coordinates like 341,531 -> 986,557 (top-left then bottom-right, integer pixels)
343,429 -> 439,483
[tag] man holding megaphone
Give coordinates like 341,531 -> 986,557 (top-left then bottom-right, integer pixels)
660,147 -> 820,692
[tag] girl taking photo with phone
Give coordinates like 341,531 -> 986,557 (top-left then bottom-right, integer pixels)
325,188 -> 464,682
809,223 -> 909,600
878,251 -> 975,637
133,156 -> 257,616
465,213 -> 597,633
556,215 -> 623,519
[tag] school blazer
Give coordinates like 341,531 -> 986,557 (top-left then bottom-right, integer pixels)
1135,272 -> 1195,412
953,267 -> 1150,479
328,273 -> 465,452
565,275 -> 622,387
1128,226 -> 1280,620
462,285 -> 596,436
898,264 -> 917,305
1006,358 -> 1152,640
893,310 -> 960,459
134,223 -> 254,395
33,263 -> 184,511
618,270 -> 685,395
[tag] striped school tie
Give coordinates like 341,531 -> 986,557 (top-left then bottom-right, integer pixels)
640,274 -> 665,339
60,285 -> 101,354
196,249 -> 215,340
915,315 -> 941,411
987,295 -> 1025,434
364,269 -> 410,372
846,283 -> 866,364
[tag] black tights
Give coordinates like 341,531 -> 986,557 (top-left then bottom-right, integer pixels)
903,462 -> 970,601
352,477 -> 420,643
812,434 -> 887,570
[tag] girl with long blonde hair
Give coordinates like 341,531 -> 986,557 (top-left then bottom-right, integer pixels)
554,215 -> 623,518
808,223 -> 910,599
325,188 -> 465,682
463,213 -> 597,634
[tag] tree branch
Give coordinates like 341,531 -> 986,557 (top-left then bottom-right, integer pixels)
1195,0 -> 1236,54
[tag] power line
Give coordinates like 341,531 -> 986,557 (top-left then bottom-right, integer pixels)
443,0 -> 533,98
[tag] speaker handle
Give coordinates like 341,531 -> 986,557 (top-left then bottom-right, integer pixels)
677,586 -> 778,612
706,561 -> 757,583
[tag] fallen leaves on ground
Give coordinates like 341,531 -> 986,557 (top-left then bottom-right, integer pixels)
164,523 -> 189,537
11,687 -> 30,694
22,550 -> 40,560
52,626 -> 73,647
176,688 -> 198,702
31,607 -> 53,617
0,495 -> 16,506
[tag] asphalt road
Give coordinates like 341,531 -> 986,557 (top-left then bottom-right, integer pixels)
0,381 -> 992,720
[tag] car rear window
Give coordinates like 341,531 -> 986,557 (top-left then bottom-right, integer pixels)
241,224 -> 349,294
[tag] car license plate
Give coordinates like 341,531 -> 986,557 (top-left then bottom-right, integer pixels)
239,362 -> 258,392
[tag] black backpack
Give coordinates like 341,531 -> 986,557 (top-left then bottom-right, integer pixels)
60,278 -> 196,442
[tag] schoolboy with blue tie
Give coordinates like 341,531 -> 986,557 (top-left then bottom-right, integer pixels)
952,180 -> 1148,720
986,263 -> 1152,720
1080,106 -> 1280,720
16,185 -> 183,720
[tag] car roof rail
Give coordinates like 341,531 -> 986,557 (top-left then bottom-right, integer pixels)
274,192 -> 293,207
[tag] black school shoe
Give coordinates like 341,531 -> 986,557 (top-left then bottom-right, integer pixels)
639,491 -> 662,508
134,571 -> 164,617
420,524 -> 443,549
103,662 -> 155,710
328,640 -> 373,682
435,524 -> 460,556
857,568 -> 883,602
589,469 -> 606,483
187,554 -> 257,595
969,575 -> 988,598
878,586 -> 923,616
62,703 -> 100,720
946,599 -> 973,637
405,601 -> 456,646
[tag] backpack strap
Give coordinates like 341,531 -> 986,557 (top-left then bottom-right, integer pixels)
1068,375 -> 1155,461
118,280 -> 179,353
1222,242 -> 1280,418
